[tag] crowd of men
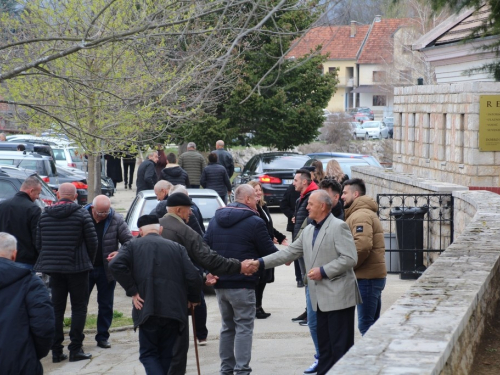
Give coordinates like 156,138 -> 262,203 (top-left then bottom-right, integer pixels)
0,139 -> 387,375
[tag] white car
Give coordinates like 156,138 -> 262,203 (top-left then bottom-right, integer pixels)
52,145 -> 87,171
354,121 -> 388,140
125,189 -> 225,237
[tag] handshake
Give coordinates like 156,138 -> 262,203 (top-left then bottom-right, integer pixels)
205,259 -> 260,287
240,259 -> 260,276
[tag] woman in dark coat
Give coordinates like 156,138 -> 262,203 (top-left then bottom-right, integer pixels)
105,154 -> 123,189
248,180 -> 288,319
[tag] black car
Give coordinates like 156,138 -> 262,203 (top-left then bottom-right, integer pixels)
349,107 -> 375,121
0,166 -> 57,207
232,152 -> 311,206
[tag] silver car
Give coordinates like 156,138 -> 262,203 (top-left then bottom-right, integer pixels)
125,188 -> 225,237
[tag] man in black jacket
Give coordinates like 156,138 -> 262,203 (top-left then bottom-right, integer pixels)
161,152 -> 190,186
0,176 -> 42,270
0,232 -> 55,375
109,215 -> 202,375
85,195 -> 133,349
34,183 -> 98,363
136,150 -> 158,194
204,184 -> 278,375
160,192 -> 259,375
212,140 -> 234,178
319,178 -> 344,221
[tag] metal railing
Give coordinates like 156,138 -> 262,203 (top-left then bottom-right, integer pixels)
377,193 -> 454,279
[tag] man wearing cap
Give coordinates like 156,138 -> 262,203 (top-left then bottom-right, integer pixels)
159,192 -> 259,374
109,215 -> 202,374
178,142 -> 206,188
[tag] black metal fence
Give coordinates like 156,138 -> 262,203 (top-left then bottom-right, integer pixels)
377,193 -> 454,279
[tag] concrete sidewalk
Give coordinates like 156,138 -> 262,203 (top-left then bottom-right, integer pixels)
41,183 -> 414,374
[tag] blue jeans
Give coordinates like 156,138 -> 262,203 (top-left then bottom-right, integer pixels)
216,288 -> 255,375
89,266 -> 116,342
139,316 -> 179,375
357,278 -> 386,335
305,286 -> 319,357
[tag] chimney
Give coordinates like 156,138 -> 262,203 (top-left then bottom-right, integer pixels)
374,15 -> 381,22
350,21 -> 357,38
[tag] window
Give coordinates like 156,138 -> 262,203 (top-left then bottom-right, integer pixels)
328,67 -> 338,75
373,71 -> 386,82
400,70 -> 412,82
373,95 -> 387,106
0,180 -> 18,200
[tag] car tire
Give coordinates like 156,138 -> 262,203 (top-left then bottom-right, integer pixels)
364,133 -> 369,140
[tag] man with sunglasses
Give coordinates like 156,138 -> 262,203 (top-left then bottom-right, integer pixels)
85,195 -> 133,349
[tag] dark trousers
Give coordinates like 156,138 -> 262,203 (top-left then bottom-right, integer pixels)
316,306 -> 355,375
123,161 -> 136,186
88,266 -> 116,342
294,260 -> 302,282
193,292 -> 207,340
255,282 -> 267,307
50,271 -> 90,353
139,316 -> 179,375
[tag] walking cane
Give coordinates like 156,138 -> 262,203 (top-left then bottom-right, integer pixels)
190,305 -> 201,375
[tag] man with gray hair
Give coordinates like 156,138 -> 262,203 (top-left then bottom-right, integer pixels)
0,176 -> 42,270
178,142 -> 206,188
136,150 -> 159,194
84,195 -> 132,349
0,232 -> 55,375
203,184 -> 279,375
249,190 -> 361,375
212,139 -> 234,178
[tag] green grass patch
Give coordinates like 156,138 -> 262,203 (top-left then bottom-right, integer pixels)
63,310 -> 133,330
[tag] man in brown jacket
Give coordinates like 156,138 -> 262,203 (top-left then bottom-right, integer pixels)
342,178 -> 387,336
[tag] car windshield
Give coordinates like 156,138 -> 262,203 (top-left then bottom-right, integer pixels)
262,155 -> 310,170
362,121 -> 381,128
191,195 -> 221,219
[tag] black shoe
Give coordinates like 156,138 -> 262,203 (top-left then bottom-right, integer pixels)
256,307 -> 271,319
52,353 -> 68,363
69,350 -> 92,362
297,280 -> 305,288
124,184 -> 127,190
129,185 -> 132,190
291,309 -> 307,322
97,340 -> 111,349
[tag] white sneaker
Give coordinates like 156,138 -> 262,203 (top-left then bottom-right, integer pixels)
303,355 -> 319,374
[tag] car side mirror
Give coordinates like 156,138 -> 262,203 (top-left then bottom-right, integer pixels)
234,167 -> 241,173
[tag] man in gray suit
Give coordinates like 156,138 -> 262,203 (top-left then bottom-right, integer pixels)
252,190 -> 361,375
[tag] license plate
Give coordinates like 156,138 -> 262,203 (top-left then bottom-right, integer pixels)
282,179 -> 293,185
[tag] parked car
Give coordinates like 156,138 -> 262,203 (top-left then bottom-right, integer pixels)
232,152 -> 311,206
304,156 -> 382,178
349,107 -> 374,121
1,140 -> 57,161
354,121 -> 389,140
56,165 -> 114,197
6,134 -> 72,146
307,152 -> 383,168
125,189 -> 225,237
0,166 -> 57,207
0,151 -> 59,184
52,145 -> 87,170
354,114 -> 371,123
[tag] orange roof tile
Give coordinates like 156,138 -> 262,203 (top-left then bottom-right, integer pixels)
287,25 -> 370,60
357,18 -> 411,64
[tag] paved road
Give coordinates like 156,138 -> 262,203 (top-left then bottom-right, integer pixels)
41,182 -> 414,374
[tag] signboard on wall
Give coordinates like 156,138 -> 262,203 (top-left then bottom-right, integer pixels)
479,95 -> 500,151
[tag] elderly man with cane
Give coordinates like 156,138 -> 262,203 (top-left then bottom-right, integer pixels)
110,214 -> 202,374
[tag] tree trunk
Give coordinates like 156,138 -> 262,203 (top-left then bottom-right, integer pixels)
87,154 -> 102,202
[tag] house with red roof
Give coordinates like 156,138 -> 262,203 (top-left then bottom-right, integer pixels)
288,16 -> 419,116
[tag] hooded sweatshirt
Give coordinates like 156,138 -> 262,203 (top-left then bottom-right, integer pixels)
203,202 -> 278,289
344,195 -> 387,279
34,199 -> 98,274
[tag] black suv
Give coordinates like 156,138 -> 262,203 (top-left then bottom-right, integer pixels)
232,152 -> 310,206
349,107 -> 374,121
0,167 -> 57,207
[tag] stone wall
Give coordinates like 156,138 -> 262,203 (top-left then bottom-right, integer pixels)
393,82 -> 500,187
330,167 -> 500,374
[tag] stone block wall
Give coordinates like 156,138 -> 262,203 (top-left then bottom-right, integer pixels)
331,167 -> 500,374
393,82 -> 500,187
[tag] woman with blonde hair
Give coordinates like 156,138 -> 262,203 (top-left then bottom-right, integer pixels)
247,180 -> 287,319
325,159 -> 349,184
311,160 -> 325,183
